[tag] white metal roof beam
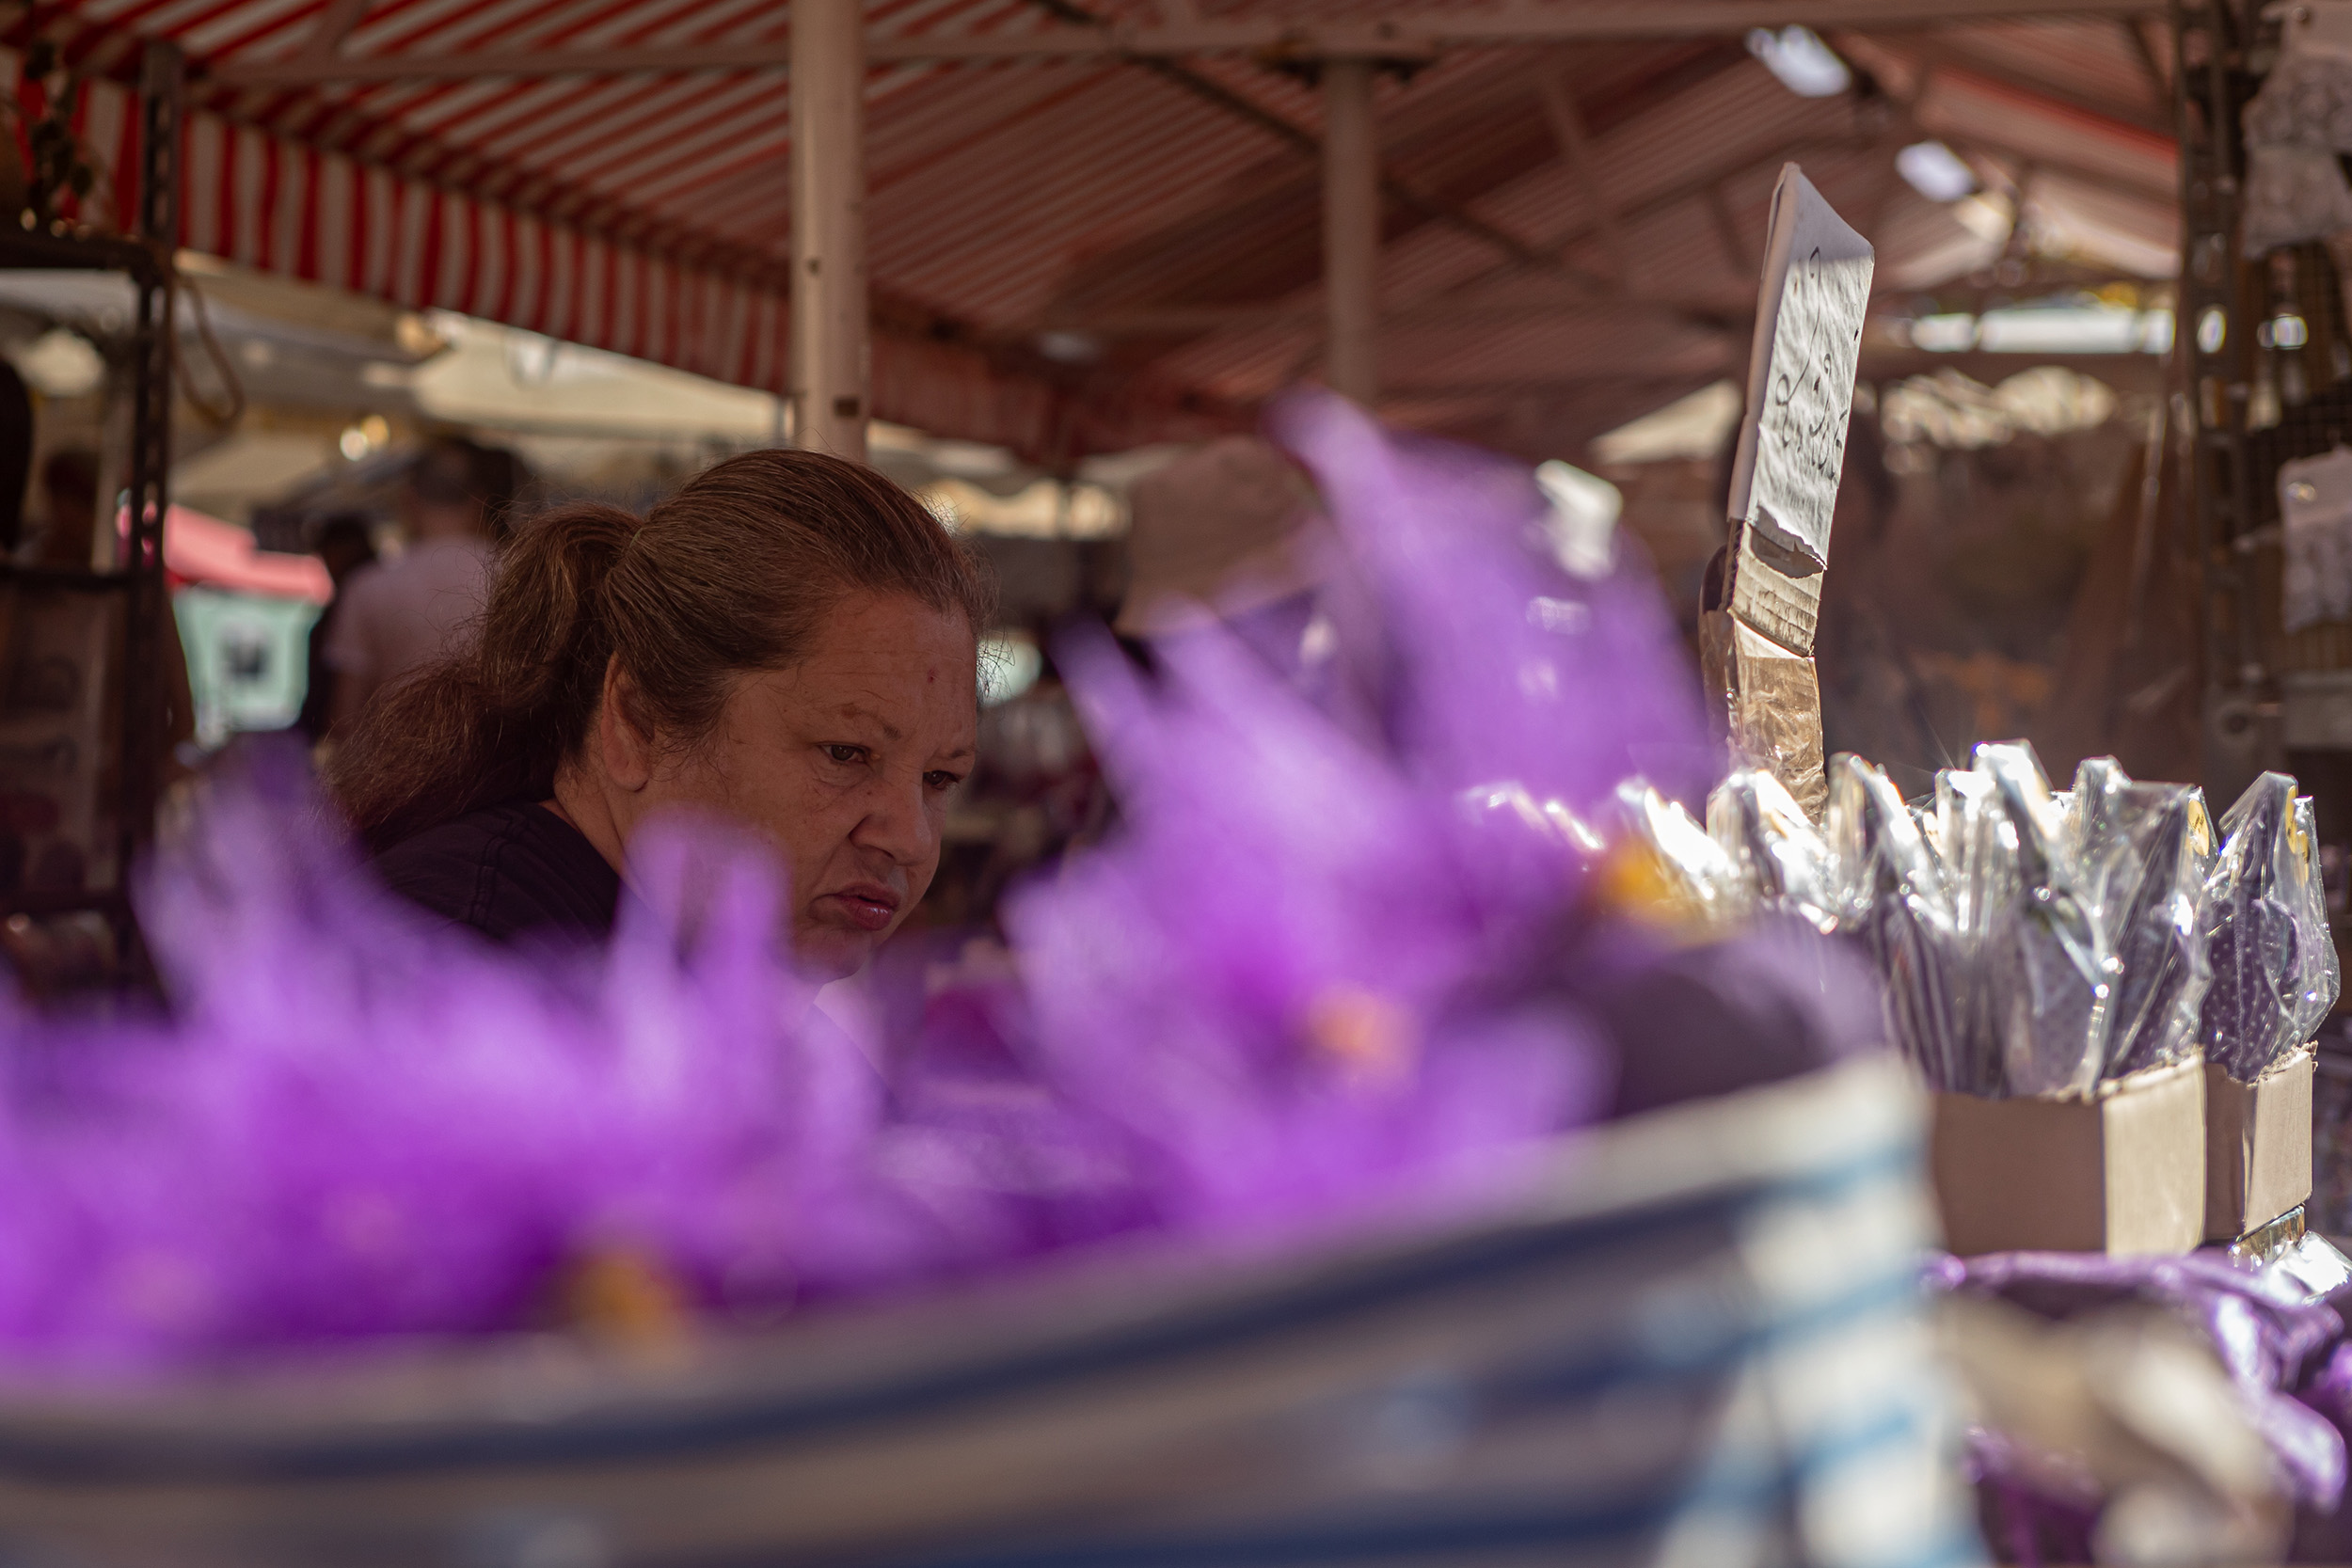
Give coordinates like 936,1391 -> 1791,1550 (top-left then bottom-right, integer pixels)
210,0 -> 2162,87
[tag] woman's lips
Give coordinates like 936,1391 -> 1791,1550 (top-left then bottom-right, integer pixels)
820,884 -> 901,933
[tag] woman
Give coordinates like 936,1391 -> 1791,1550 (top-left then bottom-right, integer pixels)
327,451 -> 992,981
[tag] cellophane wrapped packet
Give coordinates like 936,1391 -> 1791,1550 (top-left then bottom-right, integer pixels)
1825,745 -> 2127,1099
2063,758 -> 2215,1079
2201,771 -> 2340,1083
1941,743 -> 2113,1099
1614,778 -> 1748,927
1706,768 -> 1836,935
1804,745 -> 2337,1100
1825,754 -> 1973,1093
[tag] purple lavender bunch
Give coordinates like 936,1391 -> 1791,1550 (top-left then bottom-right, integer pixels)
1265,391 -> 1710,834
1003,395 -> 1723,1235
0,782 -> 992,1373
0,395 -> 1833,1374
1008,622 -> 1600,1236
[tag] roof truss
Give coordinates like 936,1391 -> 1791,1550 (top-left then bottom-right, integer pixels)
213,0 -> 2161,87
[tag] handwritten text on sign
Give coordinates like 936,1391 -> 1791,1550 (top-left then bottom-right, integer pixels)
1748,245 -> 1871,569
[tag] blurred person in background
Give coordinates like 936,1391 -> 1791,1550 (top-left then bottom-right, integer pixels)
327,450 -> 992,966
298,512 -> 379,745
325,437 -> 518,732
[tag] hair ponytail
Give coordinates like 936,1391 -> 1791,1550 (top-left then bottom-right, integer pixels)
327,503 -> 640,853
326,451 -> 992,856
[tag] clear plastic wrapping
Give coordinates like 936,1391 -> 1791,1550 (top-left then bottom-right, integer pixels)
2201,772 -> 2341,1083
2066,758 -> 2215,1079
1705,768 -> 1836,934
1823,754 -> 1974,1091
1695,747 -> 2334,1099
1612,778 -> 1746,924
1810,749 -> 2337,1099
1934,743 -> 2112,1098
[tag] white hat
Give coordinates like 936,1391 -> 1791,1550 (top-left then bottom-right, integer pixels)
1115,436 -> 1327,636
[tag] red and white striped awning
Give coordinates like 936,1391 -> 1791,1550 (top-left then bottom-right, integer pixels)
9,1 -> 1250,461
6,0 -> 2181,463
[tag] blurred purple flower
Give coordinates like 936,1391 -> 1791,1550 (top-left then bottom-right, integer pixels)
0,396 -> 1836,1376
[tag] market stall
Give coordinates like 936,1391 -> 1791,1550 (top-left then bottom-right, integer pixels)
4,4 -> 2352,1566
0,375 -> 2002,1567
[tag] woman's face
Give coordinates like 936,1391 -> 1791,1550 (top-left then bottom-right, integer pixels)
651,592 -> 978,980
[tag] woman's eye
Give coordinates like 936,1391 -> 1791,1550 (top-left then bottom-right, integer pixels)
925,770 -> 965,793
823,744 -> 865,765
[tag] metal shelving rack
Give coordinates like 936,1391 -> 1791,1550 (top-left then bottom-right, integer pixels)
2174,0 -> 2274,802
0,41 -> 181,969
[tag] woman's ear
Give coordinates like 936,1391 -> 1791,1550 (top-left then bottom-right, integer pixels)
596,655 -> 657,791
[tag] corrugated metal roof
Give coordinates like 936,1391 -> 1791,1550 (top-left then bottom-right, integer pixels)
16,0 -> 2182,460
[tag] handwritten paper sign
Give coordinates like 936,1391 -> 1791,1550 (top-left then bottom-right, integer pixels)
1726,164 -> 1874,575
1704,165 -> 1871,812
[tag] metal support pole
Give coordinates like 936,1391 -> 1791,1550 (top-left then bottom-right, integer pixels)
1322,57 -> 1379,407
123,40 -> 179,883
790,0 -> 868,462
2172,0 -> 2273,800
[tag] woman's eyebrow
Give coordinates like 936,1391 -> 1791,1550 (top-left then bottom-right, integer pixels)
832,705 -> 903,742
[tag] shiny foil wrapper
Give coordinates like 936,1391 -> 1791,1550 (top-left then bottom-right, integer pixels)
1777,747 -> 2333,1099
2066,757 -> 2214,1080
2201,771 -> 2340,1083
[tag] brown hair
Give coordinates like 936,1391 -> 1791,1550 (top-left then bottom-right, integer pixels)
327,449 -> 993,855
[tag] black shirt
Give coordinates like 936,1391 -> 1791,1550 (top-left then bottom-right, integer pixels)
372,800 -> 623,943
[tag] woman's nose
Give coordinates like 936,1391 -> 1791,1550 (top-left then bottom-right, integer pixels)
850,774 -> 938,866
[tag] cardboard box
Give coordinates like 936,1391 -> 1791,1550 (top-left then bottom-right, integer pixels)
1931,1057 -> 2206,1257
2204,1047 -> 2315,1242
